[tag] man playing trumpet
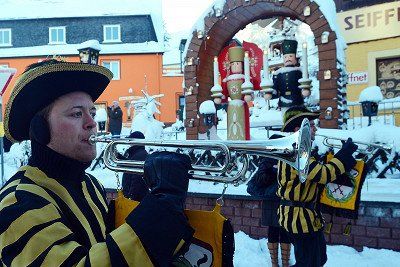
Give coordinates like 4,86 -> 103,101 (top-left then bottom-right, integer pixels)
0,59 -> 194,266
277,106 -> 358,267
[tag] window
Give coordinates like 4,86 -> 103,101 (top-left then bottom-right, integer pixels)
376,57 -> 400,99
179,95 -> 185,108
103,25 -> 121,43
177,95 -> 185,121
102,61 -> 120,80
0,63 -> 9,68
0,29 -> 12,46
49,27 -> 66,44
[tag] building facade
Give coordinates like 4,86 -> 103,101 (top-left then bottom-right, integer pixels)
0,3 -> 184,126
335,0 -> 400,125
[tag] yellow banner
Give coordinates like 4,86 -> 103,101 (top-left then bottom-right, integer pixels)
114,191 -> 231,266
320,153 -> 366,219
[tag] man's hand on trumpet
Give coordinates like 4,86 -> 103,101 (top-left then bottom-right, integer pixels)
335,138 -> 359,171
341,138 -> 359,153
144,151 -> 193,213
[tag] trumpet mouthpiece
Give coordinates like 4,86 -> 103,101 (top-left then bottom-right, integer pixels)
89,135 -> 97,145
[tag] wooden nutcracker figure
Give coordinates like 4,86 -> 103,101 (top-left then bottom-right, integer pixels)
211,41 -> 263,140
264,39 -> 311,112
225,46 -> 248,140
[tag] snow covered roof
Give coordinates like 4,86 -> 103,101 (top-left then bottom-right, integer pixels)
0,0 -> 165,56
0,42 -> 164,58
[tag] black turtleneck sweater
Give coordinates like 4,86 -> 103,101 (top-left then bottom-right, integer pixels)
0,140 -> 193,267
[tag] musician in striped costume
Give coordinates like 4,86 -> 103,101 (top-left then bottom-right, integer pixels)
0,60 -> 194,266
277,106 -> 358,267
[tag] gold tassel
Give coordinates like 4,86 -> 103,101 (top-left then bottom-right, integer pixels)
313,218 -> 322,228
343,222 -> 352,236
324,221 -> 332,234
324,216 -> 333,234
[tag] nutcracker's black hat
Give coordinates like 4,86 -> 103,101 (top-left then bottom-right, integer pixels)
4,59 -> 113,143
282,39 -> 298,55
281,106 -> 320,132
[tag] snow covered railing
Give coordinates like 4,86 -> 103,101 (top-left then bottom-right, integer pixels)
347,100 -> 400,129
161,130 -> 186,140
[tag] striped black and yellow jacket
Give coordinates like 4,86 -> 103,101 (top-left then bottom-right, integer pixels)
277,152 -> 352,235
0,141 -> 193,266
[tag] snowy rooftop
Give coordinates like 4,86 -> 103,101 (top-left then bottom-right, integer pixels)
0,0 -> 165,56
0,42 -> 165,58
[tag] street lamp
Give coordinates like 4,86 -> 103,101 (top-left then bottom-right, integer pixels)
94,107 -> 108,135
199,100 -> 217,140
361,101 -> 378,126
77,40 -> 101,65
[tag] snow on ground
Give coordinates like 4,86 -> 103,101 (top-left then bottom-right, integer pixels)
2,124 -> 400,265
234,231 -> 400,266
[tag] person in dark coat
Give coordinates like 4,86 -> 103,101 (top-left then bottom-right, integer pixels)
247,134 -> 291,267
108,100 -> 123,136
122,131 -> 149,201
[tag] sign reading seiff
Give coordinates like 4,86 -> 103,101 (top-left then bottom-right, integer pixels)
337,1 -> 400,44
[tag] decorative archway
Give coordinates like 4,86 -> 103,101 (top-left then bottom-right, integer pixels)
183,0 -> 345,140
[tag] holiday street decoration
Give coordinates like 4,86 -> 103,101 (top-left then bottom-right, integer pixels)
225,46 -> 248,140
130,90 -> 165,139
211,41 -> 263,140
337,58 -> 350,129
263,39 -> 312,111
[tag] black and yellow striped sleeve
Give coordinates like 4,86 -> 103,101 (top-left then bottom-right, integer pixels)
0,178 -> 193,266
306,156 -> 346,184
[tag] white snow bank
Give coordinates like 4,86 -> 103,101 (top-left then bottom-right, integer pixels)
234,231 -> 400,266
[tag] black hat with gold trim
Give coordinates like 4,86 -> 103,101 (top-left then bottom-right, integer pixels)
282,39 -> 298,55
281,106 -> 320,132
4,59 -> 113,143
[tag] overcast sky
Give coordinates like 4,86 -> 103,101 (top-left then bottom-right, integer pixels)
162,0 -> 214,33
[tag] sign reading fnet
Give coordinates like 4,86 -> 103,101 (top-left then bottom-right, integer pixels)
0,68 -> 17,96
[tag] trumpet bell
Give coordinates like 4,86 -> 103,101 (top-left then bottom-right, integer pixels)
297,119 -> 312,182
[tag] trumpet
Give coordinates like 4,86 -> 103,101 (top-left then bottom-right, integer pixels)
316,134 -> 392,154
90,119 -> 312,185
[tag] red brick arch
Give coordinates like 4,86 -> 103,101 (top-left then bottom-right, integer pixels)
184,0 -> 341,140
